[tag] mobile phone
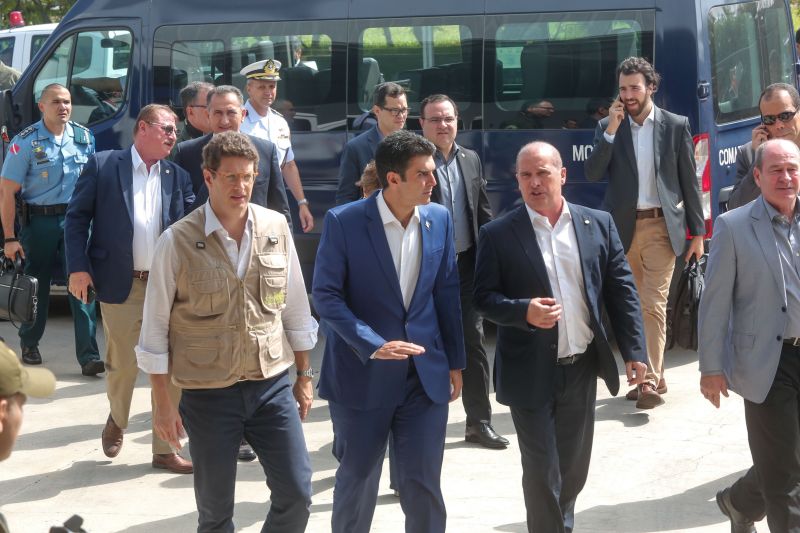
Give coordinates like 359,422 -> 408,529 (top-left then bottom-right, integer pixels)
86,286 -> 96,304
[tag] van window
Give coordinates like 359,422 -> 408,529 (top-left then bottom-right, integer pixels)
31,29 -> 132,127
709,1 -> 794,124
154,22 -> 347,131
30,34 -> 48,61
485,10 -> 654,130
0,37 -> 14,68
349,17 -> 481,127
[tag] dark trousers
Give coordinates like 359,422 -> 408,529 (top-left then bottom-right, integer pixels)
329,366 -> 449,533
179,372 -> 312,533
19,213 -> 98,365
458,247 -> 492,426
729,344 -> 800,531
509,351 -> 597,533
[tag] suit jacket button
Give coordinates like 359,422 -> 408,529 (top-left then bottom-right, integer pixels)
778,335 -> 783,341
782,306 -> 788,312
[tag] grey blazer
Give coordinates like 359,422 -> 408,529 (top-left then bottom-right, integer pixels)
727,141 -> 760,210
698,198 -> 790,403
585,105 -> 705,256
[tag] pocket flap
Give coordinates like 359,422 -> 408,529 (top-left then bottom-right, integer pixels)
258,254 -> 287,269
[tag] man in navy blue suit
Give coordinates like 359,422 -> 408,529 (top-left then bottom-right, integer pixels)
334,82 -> 408,206
64,104 -> 195,474
474,142 -> 647,533
313,130 -> 466,533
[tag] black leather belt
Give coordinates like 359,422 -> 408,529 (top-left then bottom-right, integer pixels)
636,208 -> 663,219
28,203 -> 68,216
132,270 -> 149,281
556,351 -> 587,366
784,337 -> 800,346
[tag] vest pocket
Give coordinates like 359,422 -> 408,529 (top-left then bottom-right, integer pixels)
188,268 -> 230,316
257,325 -> 286,360
171,328 -> 233,381
258,253 -> 288,313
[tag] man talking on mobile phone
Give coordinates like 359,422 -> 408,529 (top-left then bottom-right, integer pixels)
727,83 -> 800,210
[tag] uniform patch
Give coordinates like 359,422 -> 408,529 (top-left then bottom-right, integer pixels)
8,143 -> 19,155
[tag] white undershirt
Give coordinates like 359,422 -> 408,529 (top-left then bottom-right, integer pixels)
526,202 -> 593,358
130,145 -> 162,271
376,191 -> 421,310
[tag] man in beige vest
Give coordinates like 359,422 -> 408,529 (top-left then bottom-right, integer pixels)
136,131 -> 317,532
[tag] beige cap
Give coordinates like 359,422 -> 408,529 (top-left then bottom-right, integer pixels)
240,58 -> 282,81
0,342 -> 55,398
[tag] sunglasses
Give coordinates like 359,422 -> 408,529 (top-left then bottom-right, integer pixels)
761,110 -> 798,126
146,121 -> 177,136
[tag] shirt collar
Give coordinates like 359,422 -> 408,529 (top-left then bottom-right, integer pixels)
435,143 -> 460,164
376,190 -> 419,228
525,198 -> 572,226
130,145 -> 160,175
204,201 -> 253,237
38,120 -> 72,141
763,195 -> 800,224
628,104 -> 655,127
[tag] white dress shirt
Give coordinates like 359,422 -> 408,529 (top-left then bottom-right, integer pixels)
135,203 -> 318,374
240,100 -> 295,166
526,202 -> 593,359
603,106 -> 660,209
130,145 -> 162,271
377,191 -> 421,310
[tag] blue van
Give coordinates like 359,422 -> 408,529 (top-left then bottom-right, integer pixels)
1,0 -> 795,284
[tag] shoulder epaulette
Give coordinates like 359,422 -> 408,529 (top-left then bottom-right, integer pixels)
270,108 -> 284,118
17,124 -> 36,138
69,121 -> 91,144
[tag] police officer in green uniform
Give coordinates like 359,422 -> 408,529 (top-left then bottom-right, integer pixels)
0,83 -> 103,375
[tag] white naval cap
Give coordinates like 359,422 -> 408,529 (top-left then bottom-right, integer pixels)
240,58 -> 282,81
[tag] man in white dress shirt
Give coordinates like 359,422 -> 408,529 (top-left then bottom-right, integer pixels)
64,104 -> 196,473
136,131 -> 317,532
240,58 -> 314,233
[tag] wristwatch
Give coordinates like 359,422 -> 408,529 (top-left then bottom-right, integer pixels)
297,198 -> 309,206
296,368 -> 314,378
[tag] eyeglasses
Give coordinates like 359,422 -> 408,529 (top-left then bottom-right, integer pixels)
422,116 -> 457,125
761,110 -> 798,125
210,170 -> 255,185
186,104 -> 206,109
146,121 -> 177,136
381,106 -> 409,117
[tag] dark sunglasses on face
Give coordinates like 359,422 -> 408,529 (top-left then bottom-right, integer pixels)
761,110 -> 798,126
146,121 -> 177,136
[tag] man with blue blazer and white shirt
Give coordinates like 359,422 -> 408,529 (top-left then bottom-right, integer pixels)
314,130 -> 466,533
334,82 -> 408,206
64,104 -> 195,474
700,139 -> 800,533
474,142 -> 647,533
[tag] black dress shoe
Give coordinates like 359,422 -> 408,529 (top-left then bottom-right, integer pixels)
716,488 -> 757,533
238,441 -> 257,462
81,359 -> 105,376
21,346 -> 42,365
465,421 -> 509,449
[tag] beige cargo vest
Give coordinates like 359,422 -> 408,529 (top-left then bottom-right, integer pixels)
167,205 -> 294,389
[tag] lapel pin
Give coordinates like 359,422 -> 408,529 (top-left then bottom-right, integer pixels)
584,219 -> 590,225
425,220 -> 431,230
196,242 -> 206,249
165,168 -> 170,174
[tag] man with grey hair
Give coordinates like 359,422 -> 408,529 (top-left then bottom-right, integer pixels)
177,81 -> 213,143
700,138 -> 800,532
727,83 -> 800,210
474,141 -> 646,532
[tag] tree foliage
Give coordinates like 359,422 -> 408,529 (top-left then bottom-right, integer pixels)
0,0 -> 77,27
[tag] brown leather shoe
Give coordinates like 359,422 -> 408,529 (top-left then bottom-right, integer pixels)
152,453 -> 193,474
635,383 -> 665,409
101,414 -> 123,458
626,378 -> 668,400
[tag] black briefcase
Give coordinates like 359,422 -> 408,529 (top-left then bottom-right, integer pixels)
0,253 -> 38,325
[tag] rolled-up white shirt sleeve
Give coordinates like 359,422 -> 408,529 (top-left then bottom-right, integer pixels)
283,232 -> 318,351
135,228 -> 179,374
603,130 -> 616,143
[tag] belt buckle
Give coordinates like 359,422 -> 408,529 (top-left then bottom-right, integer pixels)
135,270 -> 147,280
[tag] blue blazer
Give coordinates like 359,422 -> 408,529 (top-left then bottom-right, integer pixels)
64,148 -> 195,304
699,197 -> 792,403
313,194 -> 466,409
173,133 -> 291,227
334,125 -> 382,206
473,203 -> 646,408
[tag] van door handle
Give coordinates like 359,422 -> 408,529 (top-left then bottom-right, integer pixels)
697,81 -> 711,101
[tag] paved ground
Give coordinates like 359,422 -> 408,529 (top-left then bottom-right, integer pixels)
0,298 -> 765,532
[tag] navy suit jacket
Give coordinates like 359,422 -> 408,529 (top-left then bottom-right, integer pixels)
64,148 -> 195,304
313,194 -> 466,409
473,203 -> 646,408
334,125 -> 382,206
173,133 -> 291,226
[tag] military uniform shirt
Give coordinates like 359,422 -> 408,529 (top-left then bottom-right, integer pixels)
1,120 -> 94,205
241,100 -> 294,166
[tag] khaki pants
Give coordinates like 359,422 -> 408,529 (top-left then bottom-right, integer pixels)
626,217 -> 676,387
100,279 -> 181,455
